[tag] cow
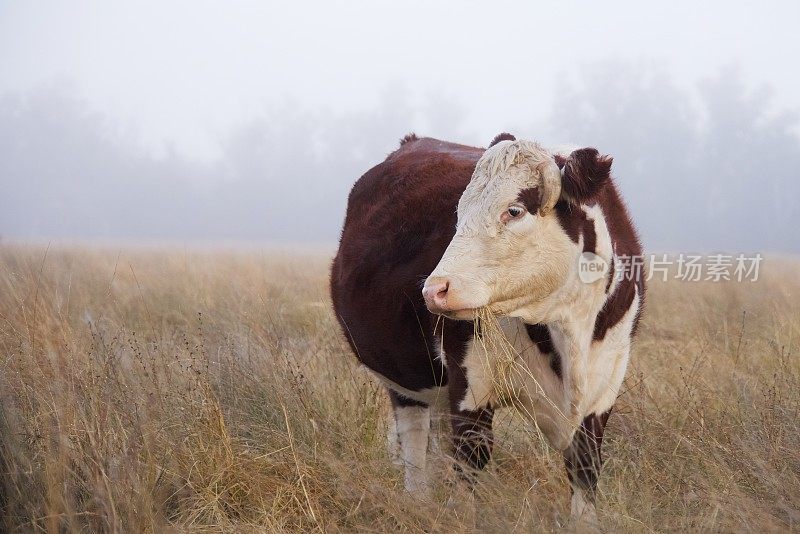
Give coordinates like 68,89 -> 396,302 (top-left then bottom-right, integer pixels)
330,133 -> 644,525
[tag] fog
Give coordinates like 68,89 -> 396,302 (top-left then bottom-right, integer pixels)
1,3 -> 799,252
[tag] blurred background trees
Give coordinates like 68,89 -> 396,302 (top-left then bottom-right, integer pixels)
2,64 -> 798,251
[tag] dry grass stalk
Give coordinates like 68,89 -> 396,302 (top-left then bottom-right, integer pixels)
0,244 -> 797,532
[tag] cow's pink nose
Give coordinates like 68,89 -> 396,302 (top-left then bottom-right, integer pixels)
422,279 -> 450,312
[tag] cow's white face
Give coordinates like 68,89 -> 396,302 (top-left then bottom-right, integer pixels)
422,139 -> 611,321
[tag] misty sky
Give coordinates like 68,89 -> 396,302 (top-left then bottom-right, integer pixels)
1,2 -> 799,252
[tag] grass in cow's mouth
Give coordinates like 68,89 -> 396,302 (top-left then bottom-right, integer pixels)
472,307 -> 571,428
0,244 -> 798,532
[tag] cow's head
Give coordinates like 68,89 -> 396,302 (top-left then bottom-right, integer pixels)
422,135 -> 612,321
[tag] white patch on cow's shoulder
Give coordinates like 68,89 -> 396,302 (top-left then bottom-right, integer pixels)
586,285 -> 640,416
457,333 -> 497,412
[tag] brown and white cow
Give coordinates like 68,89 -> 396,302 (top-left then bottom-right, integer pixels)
330,133 -> 644,524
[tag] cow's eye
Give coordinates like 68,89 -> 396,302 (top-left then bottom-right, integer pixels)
501,205 -> 526,224
507,206 -> 524,218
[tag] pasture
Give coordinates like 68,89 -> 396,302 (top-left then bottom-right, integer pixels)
0,244 -> 798,532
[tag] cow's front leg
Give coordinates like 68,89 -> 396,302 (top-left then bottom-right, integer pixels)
447,351 -> 495,481
451,404 -> 494,481
388,390 -> 431,496
439,320 -> 497,482
563,410 -> 611,527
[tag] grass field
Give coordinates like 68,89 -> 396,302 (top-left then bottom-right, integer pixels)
0,244 -> 798,532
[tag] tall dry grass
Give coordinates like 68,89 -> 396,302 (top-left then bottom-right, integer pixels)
0,244 -> 798,532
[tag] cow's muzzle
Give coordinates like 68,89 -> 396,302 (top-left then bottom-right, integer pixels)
422,277 -> 451,314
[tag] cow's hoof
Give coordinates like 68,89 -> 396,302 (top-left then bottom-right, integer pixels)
567,489 -> 600,532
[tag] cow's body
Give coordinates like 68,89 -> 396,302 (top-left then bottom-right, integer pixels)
331,134 -> 644,523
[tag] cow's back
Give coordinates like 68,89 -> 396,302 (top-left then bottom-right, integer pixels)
331,137 -> 483,392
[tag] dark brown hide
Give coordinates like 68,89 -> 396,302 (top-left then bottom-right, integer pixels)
331,137 -> 484,393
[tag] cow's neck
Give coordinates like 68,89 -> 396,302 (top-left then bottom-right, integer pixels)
519,200 -> 615,423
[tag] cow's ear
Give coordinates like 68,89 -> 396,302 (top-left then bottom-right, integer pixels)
488,132 -> 515,147
560,148 -> 612,203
